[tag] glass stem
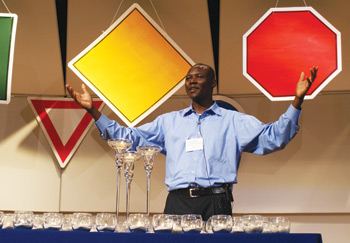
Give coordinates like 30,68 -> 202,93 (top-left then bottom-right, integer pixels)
116,167 -> 121,219
126,181 -> 131,219
146,173 -> 151,216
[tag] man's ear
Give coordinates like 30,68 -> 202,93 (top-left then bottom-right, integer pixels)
212,79 -> 217,88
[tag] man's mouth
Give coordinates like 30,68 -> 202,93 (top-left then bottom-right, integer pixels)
188,87 -> 198,92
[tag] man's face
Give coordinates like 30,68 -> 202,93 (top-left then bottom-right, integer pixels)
185,66 -> 216,102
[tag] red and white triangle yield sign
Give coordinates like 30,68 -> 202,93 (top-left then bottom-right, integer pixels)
28,97 -> 104,168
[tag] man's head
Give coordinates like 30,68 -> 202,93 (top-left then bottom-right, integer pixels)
185,63 -> 217,103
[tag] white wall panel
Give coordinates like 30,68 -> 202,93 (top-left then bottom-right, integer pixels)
5,0 -> 64,95
0,97 -> 61,211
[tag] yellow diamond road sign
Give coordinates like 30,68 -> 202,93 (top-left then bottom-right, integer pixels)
69,3 -> 194,127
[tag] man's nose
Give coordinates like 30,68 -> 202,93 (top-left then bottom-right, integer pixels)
188,77 -> 198,83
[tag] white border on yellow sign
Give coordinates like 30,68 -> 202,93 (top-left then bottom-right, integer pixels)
68,3 -> 195,127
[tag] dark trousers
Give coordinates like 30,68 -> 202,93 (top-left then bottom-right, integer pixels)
163,190 -> 232,221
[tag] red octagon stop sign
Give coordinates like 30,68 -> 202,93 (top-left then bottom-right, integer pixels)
243,7 -> 342,101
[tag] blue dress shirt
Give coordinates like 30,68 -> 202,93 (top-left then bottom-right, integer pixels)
95,102 -> 301,191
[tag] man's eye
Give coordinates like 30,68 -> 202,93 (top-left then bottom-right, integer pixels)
185,76 -> 192,80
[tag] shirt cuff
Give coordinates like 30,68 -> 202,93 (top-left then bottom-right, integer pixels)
95,113 -> 111,130
285,104 -> 301,124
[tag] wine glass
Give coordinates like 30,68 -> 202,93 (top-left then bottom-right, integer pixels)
13,211 -> 34,229
181,214 -> 203,233
61,214 -> 73,231
43,212 -> 63,230
152,214 -> 174,233
232,216 -> 244,233
127,213 -> 149,233
242,215 -> 264,233
72,213 -> 93,231
270,216 -> 290,233
207,215 -> 232,233
136,145 -> 161,216
32,214 -> 44,230
95,213 -> 117,232
123,151 -> 141,219
107,138 -> 132,223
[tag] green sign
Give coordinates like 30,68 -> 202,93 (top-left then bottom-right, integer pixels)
0,14 -> 17,104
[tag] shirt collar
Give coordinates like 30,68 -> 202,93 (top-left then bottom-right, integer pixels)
181,101 -> 222,117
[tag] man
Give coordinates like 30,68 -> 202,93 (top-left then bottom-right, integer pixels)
66,63 -> 317,221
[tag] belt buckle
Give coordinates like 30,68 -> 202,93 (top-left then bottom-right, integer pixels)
189,188 -> 199,198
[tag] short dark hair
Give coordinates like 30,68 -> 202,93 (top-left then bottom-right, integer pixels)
192,63 -> 216,81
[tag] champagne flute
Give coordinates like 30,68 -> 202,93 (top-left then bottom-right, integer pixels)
137,145 -> 161,216
107,138 -> 132,225
123,151 -> 141,219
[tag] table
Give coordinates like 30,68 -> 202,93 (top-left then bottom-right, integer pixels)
0,229 -> 323,243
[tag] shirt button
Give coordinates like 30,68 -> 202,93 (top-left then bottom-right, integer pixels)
194,157 -> 197,160
191,171 -> 195,174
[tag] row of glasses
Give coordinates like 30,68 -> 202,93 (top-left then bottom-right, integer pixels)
0,211 -> 36,229
0,211 -> 118,232
126,214 -> 203,233
129,213 -> 279,234
219,215 -> 290,234
62,212 -> 117,232
0,211 -> 290,234
0,212 -> 66,230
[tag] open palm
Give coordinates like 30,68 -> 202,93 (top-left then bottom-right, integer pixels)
66,83 -> 93,110
296,66 -> 318,98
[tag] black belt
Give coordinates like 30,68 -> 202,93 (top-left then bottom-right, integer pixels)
172,185 -> 227,198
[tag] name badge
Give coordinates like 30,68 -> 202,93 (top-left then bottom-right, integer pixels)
186,137 -> 203,152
